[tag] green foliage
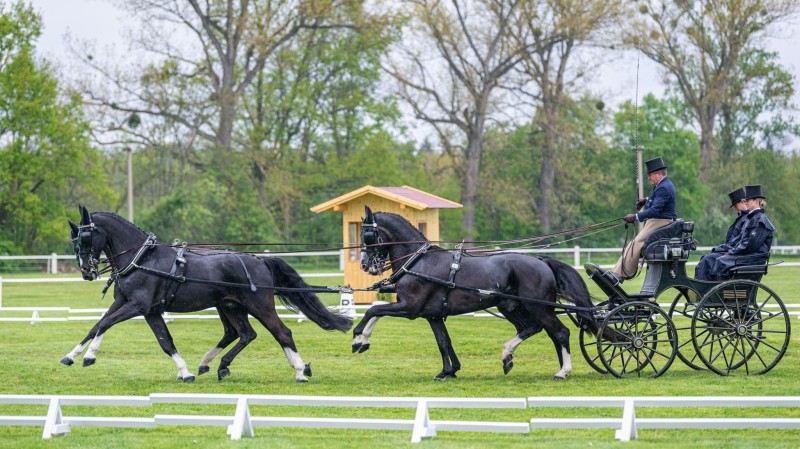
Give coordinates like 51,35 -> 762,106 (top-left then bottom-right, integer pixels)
0,2 -> 114,254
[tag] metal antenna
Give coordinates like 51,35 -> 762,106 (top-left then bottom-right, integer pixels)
634,53 -> 643,205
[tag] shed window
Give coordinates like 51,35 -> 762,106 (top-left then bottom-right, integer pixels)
348,222 -> 360,261
418,222 -> 427,236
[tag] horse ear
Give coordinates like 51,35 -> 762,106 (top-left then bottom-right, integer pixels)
79,205 -> 91,225
364,206 -> 374,223
69,220 -> 79,238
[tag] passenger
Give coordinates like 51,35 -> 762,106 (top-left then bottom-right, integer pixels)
707,184 -> 775,281
694,187 -> 749,281
609,156 -> 677,284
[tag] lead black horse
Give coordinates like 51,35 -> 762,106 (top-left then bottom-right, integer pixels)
63,206 -> 352,382
355,206 -> 599,380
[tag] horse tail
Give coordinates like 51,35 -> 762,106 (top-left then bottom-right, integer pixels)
263,257 -> 353,332
538,256 -> 599,335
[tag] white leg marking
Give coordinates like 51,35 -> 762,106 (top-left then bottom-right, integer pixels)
171,353 -> 194,380
199,346 -> 223,367
63,342 -> 88,362
555,346 -> 572,379
283,347 -> 307,382
362,317 -> 380,339
83,333 -> 105,360
501,335 -> 524,361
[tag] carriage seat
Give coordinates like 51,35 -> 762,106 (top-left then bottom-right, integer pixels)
642,219 -> 696,262
728,255 -> 771,281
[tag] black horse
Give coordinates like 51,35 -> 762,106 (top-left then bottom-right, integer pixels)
64,206 -> 352,382
355,206 -> 598,380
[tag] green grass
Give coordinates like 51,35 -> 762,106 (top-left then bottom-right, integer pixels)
0,268 -> 799,448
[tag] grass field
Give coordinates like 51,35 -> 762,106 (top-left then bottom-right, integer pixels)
0,266 -> 799,448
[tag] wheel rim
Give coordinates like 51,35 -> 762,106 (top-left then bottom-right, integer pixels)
692,280 -> 791,376
579,327 -> 607,374
667,289 -> 705,370
597,302 -> 678,378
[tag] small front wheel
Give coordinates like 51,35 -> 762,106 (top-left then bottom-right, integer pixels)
597,301 -> 677,378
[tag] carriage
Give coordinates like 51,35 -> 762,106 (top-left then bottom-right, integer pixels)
573,218 -> 791,378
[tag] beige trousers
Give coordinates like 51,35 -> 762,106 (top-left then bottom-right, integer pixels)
611,218 -> 674,279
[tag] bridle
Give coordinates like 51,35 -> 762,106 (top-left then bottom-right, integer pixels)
360,218 -> 389,275
72,222 -> 106,280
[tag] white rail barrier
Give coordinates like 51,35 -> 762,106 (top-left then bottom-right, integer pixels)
4,246 -> 798,274
1,394 -> 798,441
528,396 -> 800,441
0,393 -> 528,442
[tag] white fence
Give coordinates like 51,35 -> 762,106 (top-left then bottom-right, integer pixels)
6,245 -> 799,275
1,394 -> 798,442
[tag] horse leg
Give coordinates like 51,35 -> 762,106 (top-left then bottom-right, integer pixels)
248,305 -> 311,383
142,313 -> 196,382
352,302 -> 416,353
198,306 -> 240,376
60,295 -> 126,366
351,316 -> 380,353
76,301 -> 143,367
498,305 -> 544,375
428,317 -> 460,381
214,306 -> 258,381
536,310 -> 573,380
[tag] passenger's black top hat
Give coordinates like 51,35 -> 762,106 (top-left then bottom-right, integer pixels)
745,184 -> 766,200
727,187 -> 746,207
644,157 -> 667,174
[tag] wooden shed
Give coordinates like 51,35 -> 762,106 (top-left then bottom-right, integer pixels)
311,185 -> 462,303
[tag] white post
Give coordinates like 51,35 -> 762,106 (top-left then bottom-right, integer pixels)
51,253 -> 58,274
615,399 -> 638,441
228,396 -> 254,440
411,399 -> 436,443
0,276 -> 3,309
339,292 -> 356,318
42,397 -> 70,439
573,246 -> 580,268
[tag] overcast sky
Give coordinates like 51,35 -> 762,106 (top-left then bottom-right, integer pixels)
26,0 -> 800,144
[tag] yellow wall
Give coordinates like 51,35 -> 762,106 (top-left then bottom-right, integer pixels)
339,195 -> 440,303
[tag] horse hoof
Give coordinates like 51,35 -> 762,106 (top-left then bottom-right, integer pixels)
357,343 -> 370,353
434,373 -> 456,381
303,364 -> 312,377
296,377 -> 309,383
82,357 -> 96,367
552,375 -> 566,381
502,356 -> 514,375
198,365 -> 210,375
182,375 -> 195,383
218,368 -> 230,381
60,357 -> 74,366
351,343 -> 361,353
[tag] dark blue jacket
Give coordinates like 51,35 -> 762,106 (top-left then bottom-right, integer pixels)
729,208 -> 774,256
636,177 -> 677,221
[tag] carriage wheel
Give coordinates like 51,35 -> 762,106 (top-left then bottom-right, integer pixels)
692,280 -> 790,376
597,301 -> 677,378
666,289 -> 705,370
579,327 -> 607,374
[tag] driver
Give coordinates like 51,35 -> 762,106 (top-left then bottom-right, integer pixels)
608,156 -> 677,284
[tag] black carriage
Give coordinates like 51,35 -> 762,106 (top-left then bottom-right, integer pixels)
576,219 -> 791,378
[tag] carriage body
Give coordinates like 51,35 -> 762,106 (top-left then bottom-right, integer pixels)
581,219 -> 790,378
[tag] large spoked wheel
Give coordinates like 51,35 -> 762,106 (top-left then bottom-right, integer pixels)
597,301 -> 677,378
579,326 -> 607,374
666,289 -> 705,370
691,280 -> 790,376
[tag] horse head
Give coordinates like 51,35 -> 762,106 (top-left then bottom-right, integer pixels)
70,205 -> 108,280
360,206 -> 389,275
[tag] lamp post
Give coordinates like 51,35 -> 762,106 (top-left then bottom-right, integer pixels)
126,146 -> 134,223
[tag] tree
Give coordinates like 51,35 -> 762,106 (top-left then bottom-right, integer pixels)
629,0 -> 799,180
0,2 -> 113,254
506,0 -> 625,233
383,0 -> 529,239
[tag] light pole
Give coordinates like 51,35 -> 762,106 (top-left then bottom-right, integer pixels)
126,146 -> 134,223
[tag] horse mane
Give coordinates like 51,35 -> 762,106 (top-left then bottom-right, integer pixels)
92,211 -> 151,236
374,211 -> 430,244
